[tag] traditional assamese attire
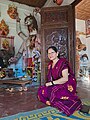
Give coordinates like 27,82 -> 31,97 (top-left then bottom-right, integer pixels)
38,58 -> 82,116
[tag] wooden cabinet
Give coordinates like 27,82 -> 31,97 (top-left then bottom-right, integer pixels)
41,6 -> 75,84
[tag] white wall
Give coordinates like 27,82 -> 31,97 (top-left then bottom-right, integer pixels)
75,18 -> 90,66
0,1 -> 41,76
0,0 -> 40,54
76,19 -> 86,33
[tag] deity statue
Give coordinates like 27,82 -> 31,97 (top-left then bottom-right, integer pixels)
9,10 -> 41,80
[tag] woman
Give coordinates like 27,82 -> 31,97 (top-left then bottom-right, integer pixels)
38,46 -> 82,116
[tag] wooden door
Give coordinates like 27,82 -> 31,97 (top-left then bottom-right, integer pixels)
41,5 -> 75,85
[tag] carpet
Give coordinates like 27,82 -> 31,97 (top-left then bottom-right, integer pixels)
0,100 -> 90,120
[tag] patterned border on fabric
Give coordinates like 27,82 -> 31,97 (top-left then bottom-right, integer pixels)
0,99 -> 90,120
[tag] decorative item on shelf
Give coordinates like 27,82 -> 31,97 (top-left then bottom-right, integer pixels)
37,70 -> 41,83
53,0 -> 63,5
0,36 -> 15,67
7,3 -> 18,19
4,68 -> 9,78
0,67 -> 6,79
8,68 -> 14,77
0,19 -> 9,36
2,39 -> 9,49
15,68 -> 18,78
27,67 -> 33,78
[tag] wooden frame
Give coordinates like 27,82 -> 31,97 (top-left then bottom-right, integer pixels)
41,6 -> 75,84
86,19 -> 90,38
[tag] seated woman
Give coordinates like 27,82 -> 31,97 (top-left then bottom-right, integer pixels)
38,46 -> 82,116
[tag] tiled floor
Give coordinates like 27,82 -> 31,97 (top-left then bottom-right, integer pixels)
0,85 -> 47,118
0,80 -> 90,118
77,79 -> 90,99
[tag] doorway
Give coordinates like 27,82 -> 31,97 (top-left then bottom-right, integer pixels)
75,0 -> 90,82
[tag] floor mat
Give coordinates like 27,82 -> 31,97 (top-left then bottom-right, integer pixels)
0,99 -> 90,120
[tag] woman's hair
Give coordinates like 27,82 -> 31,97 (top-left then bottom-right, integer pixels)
47,46 -> 60,58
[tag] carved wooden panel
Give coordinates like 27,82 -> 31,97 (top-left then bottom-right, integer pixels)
41,6 -> 75,84
45,27 -> 68,59
10,0 -> 47,8
41,9 -> 68,24
41,6 -> 68,25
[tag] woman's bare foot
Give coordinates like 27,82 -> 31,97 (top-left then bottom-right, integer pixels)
46,101 -> 51,106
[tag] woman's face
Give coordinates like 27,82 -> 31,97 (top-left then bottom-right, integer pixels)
48,48 -> 58,61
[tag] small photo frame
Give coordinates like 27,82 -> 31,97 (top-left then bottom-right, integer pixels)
0,36 -> 14,50
86,19 -> 90,38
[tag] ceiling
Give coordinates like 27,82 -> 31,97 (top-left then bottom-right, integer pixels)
10,0 -> 47,8
75,0 -> 90,20
9,0 -> 75,8
9,0 -> 90,20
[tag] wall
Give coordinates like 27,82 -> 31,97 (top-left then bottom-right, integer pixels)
0,0 -> 40,53
0,0 -> 41,77
76,19 -> 90,64
76,18 -> 90,81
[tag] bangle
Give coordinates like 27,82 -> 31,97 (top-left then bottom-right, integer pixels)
51,81 -> 54,85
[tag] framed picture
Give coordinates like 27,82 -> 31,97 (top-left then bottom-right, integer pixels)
0,35 -> 15,67
0,36 -> 14,50
86,19 -> 90,37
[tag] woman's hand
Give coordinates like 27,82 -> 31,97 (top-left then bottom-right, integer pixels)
45,82 -> 52,87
